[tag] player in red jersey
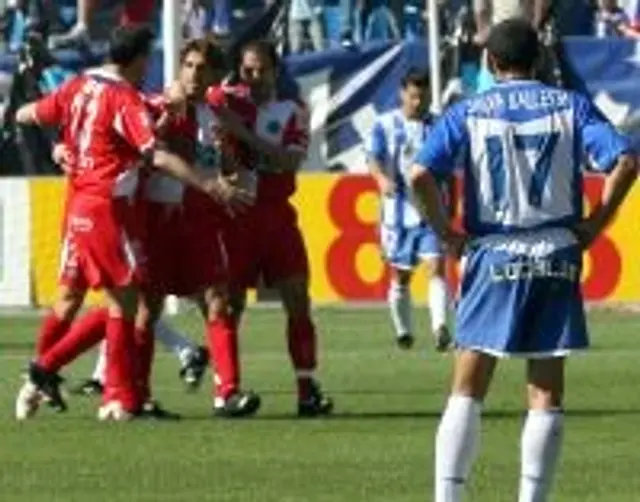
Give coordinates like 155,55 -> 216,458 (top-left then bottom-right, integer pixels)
135,39 -> 261,417
14,26 -> 237,421
207,40 -> 334,417
18,38 -> 260,419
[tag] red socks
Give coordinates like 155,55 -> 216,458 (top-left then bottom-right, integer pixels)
208,315 -> 239,399
287,316 -> 318,400
135,327 -> 155,403
36,312 -> 71,357
103,317 -> 139,412
39,308 -> 108,373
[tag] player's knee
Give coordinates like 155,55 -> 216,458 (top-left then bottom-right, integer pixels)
135,297 -> 162,330
527,385 -> 563,409
391,269 -> 412,287
527,358 -> 564,409
450,350 -> 497,402
53,288 -> 85,321
203,285 -> 230,322
279,276 -> 310,318
106,286 -> 139,320
228,291 -> 246,321
426,258 -> 446,278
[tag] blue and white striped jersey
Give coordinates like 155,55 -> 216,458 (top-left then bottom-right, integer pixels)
367,109 -> 432,228
414,79 -> 632,236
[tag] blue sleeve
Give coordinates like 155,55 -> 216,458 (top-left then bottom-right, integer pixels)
575,93 -> 632,173
367,121 -> 388,164
414,101 -> 468,177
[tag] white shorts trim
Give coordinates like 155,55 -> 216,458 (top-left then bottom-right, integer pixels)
464,347 -> 585,359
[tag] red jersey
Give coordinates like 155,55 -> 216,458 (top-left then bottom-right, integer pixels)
205,82 -> 310,203
141,93 -> 198,204
34,68 -> 156,200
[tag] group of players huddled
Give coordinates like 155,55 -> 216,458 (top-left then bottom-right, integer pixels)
14,25 -> 333,421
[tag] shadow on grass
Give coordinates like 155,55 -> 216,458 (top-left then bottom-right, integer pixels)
175,407 -> 640,422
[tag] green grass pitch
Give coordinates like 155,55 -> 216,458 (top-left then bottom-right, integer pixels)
0,307 -> 639,502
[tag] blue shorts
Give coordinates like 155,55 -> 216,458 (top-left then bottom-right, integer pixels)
455,230 -> 588,358
380,224 -> 442,270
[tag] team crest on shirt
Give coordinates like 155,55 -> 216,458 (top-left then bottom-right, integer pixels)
267,120 -> 281,135
403,142 -> 415,158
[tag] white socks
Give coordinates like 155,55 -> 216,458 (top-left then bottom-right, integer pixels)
434,398 -> 564,502
91,340 -> 106,384
428,275 -> 449,332
518,409 -> 564,502
154,320 -> 197,366
388,279 -> 412,337
435,395 -> 481,502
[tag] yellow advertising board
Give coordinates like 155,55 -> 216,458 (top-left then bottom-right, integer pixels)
29,175 -> 640,306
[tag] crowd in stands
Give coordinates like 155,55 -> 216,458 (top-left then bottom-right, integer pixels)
287,0 -> 640,54
1,0 -> 640,56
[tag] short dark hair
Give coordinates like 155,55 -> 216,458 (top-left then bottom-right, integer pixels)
486,18 -> 539,73
180,38 -> 227,71
108,24 -> 155,67
240,39 -> 280,70
401,69 -> 430,89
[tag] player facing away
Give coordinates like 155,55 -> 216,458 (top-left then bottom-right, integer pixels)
208,40 -> 334,417
14,25 -> 228,421
367,69 -> 452,351
409,19 -> 638,502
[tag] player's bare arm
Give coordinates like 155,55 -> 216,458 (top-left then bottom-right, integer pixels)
410,165 -> 465,257
15,103 -> 42,125
214,106 -> 305,172
152,148 -> 253,210
368,157 -> 395,196
573,153 -> 638,248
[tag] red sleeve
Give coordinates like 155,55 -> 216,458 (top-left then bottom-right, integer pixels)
113,90 -> 156,154
205,85 -> 227,107
33,78 -> 77,126
141,92 -> 167,121
282,101 -> 310,153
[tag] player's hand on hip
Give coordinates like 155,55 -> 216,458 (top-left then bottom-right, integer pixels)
442,230 -> 468,259
378,177 -> 396,196
52,143 -> 75,174
571,218 -> 603,250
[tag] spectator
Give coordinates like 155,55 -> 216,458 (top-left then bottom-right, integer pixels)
183,0 -> 208,39
211,0 -> 231,36
363,0 -> 401,42
338,0 -> 362,45
288,0 -> 323,53
595,0 -> 640,37
48,0 -> 154,48
472,0 -> 549,45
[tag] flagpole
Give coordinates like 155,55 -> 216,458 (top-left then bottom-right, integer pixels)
162,0 -> 182,316
163,0 -> 181,86
427,0 -> 443,114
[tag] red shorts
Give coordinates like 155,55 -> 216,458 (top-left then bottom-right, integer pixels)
224,201 -> 309,289
59,196 -> 145,291
144,201 -> 228,296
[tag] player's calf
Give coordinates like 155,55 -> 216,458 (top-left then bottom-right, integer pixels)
279,276 -> 334,416
387,271 -> 414,349
518,358 -> 565,502
205,285 -> 261,418
101,285 -> 142,416
435,350 -> 497,501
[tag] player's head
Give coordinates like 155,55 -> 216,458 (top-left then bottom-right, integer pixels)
239,39 -> 279,103
400,69 -> 430,118
108,24 -> 155,86
179,38 -> 227,100
486,18 -> 539,79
